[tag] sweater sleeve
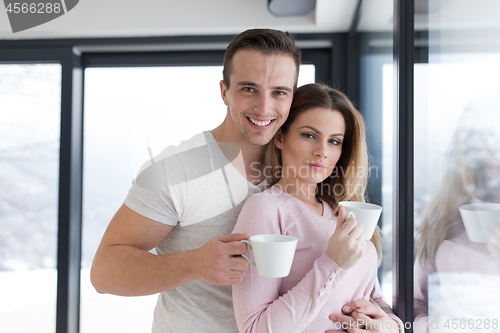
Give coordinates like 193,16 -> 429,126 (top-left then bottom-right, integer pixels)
370,277 -> 405,333
232,193 -> 347,333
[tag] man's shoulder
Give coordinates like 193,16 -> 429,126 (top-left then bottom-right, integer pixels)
175,131 -> 211,151
156,131 -> 209,157
133,131 -> 210,188
152,131 -> 218,170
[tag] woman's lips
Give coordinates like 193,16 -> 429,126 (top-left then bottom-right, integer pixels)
307,163 -> 326,171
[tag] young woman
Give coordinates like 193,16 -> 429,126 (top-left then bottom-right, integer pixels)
232,84 -> 402,333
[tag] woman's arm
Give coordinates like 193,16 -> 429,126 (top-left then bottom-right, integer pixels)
327,280 -> 403,333
232,194 -> 347,333
328,299 -> 402,333
233,252 -> 346,333
370,278 -> 404,332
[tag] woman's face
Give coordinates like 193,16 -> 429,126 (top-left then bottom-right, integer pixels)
275,107 -> 346,186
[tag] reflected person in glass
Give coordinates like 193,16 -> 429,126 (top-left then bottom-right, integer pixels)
232,84 -> 403,333
488,225 -> 500,261
414,88 -> 500,333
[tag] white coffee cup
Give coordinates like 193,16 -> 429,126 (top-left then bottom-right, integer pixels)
240,234 -> 298,278
338,201 -> 383,240
459,203 -> 500,243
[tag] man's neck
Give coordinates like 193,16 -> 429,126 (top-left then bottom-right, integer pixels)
211,120 -> 267,184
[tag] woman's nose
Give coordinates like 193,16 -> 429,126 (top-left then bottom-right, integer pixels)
313,142 -> 328,158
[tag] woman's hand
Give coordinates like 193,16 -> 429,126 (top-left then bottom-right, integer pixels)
325,206 -> 366,271
327,299 -> 400,333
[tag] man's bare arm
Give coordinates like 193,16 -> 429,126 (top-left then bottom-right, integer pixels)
90,204 -> 250,296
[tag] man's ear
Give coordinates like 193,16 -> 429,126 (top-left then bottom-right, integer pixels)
220,80 -> 229,106
274,129 -> 284,150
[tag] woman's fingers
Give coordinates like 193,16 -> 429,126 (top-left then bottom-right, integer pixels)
329,313 -> 357,330
351,311 -> 371,328
326,210 -> 366,271
329,312 -> 371,333
339,216 -> 358,235
348,221 -> 364,240
342,299 -> 386,317
337,206 -> 347,226
331,300 -> 400,333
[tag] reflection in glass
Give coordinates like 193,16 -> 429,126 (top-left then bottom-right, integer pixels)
414,86 -> 500,332
0,64 -> 61,333
413,0 -> 500,329
81,65 -> 315,332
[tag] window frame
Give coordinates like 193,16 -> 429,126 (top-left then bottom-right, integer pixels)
0,47 -> 84,333
0,33 -> 347,333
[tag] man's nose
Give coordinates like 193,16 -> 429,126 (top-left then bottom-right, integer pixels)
253,93 -> 272,116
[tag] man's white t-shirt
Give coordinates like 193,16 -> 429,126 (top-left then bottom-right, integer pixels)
124,131 -> 267,332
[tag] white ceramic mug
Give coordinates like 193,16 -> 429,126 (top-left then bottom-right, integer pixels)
338,201 -> 383,240
459,203 -> 500,243
240,234 -> 298,278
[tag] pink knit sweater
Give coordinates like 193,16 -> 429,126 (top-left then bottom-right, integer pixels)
232,186 -> 402,333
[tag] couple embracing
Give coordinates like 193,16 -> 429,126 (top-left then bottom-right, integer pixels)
91,28 -> 403,333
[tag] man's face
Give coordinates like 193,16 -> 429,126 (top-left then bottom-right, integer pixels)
220,49 -> 297,146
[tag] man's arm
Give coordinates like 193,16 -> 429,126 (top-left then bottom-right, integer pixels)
90,204 -> 250,296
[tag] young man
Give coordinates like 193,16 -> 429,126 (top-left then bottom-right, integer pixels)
91,29 -> 301,332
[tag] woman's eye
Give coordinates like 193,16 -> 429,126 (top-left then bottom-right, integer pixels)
330,139 -> 342,145
302,133 -> 315,139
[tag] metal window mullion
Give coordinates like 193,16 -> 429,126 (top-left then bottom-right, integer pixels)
347,0 -> 365,102
393,0 -> 415,329
56,48 -> 84,333
330,34 -> 347,91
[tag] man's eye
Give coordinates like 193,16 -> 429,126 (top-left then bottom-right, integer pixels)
274,91 -> 285,96
243,87 -> 255,92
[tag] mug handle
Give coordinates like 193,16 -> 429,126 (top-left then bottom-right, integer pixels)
347,212 -> 356,219
240,240 -> 255,267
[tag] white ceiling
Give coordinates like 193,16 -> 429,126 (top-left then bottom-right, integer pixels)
0,0 -> 498,41
0,0 -> 386,40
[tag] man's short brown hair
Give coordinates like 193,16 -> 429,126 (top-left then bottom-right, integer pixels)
222,29 -> 301,89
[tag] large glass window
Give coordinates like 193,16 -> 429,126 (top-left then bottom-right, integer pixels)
359,23 -> 395,309
412,1 -> 500,332
81,64 -> 315,332
0,64 -> 61,333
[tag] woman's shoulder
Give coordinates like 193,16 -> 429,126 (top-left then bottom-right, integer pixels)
242,186 -> 301,217
242,186 -> 279,209
246,186 -> 284,204
235,187 -> 286,234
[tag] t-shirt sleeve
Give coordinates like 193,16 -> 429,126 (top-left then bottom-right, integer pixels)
232,193 -> 347,333
123,152 -> 182,226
